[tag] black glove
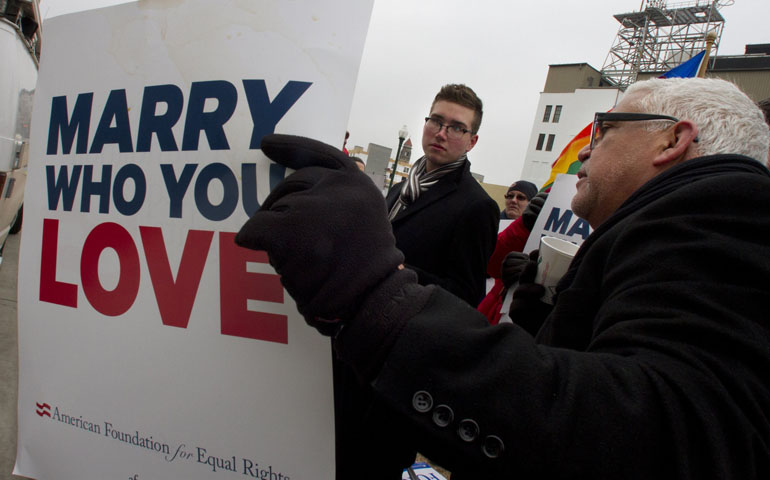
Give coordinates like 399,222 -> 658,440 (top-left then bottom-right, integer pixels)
500,251 -> 530,288
235,134 -> 405,333
521,191 -> 548,231
508,249 -> 552,336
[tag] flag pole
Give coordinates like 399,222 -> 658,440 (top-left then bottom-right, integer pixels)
697,31 -> 717,78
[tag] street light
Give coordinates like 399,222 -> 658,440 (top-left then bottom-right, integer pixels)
387,125 -> 409,192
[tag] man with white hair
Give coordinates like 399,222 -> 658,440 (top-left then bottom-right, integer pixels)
236,78 -> 770,479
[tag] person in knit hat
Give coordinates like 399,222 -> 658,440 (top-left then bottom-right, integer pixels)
500,180 -> 537,219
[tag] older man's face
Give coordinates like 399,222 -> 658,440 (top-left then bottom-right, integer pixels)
572,94 -> 666,228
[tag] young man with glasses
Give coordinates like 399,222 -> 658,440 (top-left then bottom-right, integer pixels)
385,83 -> 499,308
340,84 -> 499,479
237,77 -> 770,478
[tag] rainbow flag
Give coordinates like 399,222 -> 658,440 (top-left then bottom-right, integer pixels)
539,122 -> 591,192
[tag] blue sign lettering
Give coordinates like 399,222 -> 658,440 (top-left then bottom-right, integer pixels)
90,89 -> 133,153
47,93 -> 93,155
544,207 -> 572,234
136,84 -> 184,152
46,79 -> 313,154
543,207 -> 591,240
181,81 -> 238,151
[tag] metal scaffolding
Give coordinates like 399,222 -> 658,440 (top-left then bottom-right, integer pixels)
600,0 -> 731,87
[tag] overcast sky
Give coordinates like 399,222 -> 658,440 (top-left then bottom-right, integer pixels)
40,0 -> 769,185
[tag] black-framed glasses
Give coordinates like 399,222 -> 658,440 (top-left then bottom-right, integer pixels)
589,112 -> 680,150
424,117 -> 474,140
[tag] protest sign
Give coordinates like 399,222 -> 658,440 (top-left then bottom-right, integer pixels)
498,174 -> 591,323
15,1 -> 373,478
523,174 -> 592,253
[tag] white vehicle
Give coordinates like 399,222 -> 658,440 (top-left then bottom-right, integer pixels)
0,0 -> 39,263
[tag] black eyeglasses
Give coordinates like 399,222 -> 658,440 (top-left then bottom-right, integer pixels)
589,112 -> 680,150
424,117 -> 474,140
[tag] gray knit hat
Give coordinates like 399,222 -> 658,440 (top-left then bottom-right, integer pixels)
506,180 -> 538,200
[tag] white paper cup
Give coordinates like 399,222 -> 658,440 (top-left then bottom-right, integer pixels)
535,236 -> 579,304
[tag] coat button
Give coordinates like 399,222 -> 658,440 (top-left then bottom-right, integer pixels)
457,419 -> 479,442
432,405 -> 454,427
482,435 -> 505,458
412,391 -> 433,413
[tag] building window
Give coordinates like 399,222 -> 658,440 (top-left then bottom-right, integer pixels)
542,105 -> 552,122
536,133 -> 546,151
545,134 -> 556,152
552,105 -> 562,123
403,167 -> 410,174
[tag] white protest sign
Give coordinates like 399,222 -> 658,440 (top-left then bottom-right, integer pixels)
484,219 -> 514,294
16,1 -> 373,479
523,174 -> 592,253
499,174 -> 592,322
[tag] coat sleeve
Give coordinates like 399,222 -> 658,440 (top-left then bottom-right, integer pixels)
486,216 -> 531,278
336,174 -> 770,479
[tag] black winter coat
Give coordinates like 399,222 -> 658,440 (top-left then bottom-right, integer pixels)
385,160 -> 499,306
339,155 -> 770,479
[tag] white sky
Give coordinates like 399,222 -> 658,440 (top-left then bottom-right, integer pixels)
39,0 -> 770,185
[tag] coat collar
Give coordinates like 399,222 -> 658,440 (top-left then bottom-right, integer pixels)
387,159 -> 472,224
557,154 -> 768,294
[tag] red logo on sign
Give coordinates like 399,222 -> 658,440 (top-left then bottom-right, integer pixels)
36,402 -> 51,417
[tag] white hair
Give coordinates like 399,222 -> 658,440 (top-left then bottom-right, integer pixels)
623,77 -> 770,164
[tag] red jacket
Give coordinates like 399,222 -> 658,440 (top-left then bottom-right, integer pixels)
477,217 -> 530,324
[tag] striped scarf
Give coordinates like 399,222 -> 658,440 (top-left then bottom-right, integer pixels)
388,154 -> 467,221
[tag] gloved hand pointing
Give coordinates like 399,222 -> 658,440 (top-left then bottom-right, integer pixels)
235,134 -> 405,332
